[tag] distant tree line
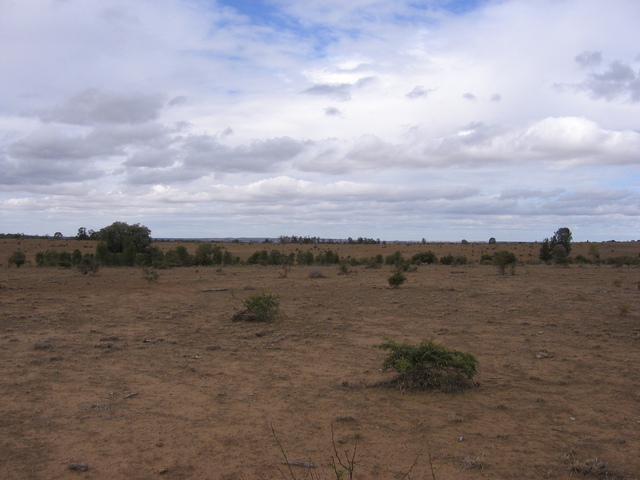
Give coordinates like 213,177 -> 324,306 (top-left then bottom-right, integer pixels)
277,235 -> 381,245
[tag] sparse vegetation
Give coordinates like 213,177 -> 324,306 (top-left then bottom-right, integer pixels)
493,250 -> 517,275
388,271 -> 407,288
234,291 -> 280,322
142,267 -> 160,283
411,251 -> 438,264
617,302 -> 630,316
8,250 -> 26,268
308,269 -> 327,279
375,338 -> 478,391
564,448 -> 616,479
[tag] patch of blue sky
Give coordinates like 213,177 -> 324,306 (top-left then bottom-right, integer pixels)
409,0 -> 487,15
217,0 -> 337,58
612,174 -> 640,189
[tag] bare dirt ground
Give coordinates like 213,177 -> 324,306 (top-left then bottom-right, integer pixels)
1,239 -> 639,479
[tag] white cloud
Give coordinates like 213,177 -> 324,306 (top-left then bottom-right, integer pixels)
1,0 -> 640,240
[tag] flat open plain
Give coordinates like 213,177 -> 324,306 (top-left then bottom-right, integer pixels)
1,239 -> 639,479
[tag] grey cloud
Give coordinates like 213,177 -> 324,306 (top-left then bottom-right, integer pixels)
124,149 -> 178,168
9,126 -> 111,161
125,166 -> 205,185
575,51 -> 603,68
0,153 -> 103,186
405,86 -> 434,99
324,107 -> 344,117
462,92 -> 477,101
38,89 -> 165,125
182,135 -> 305,173
10,123 -> 171,162
303,83 -> 353,101
490,93 -> 502,102
578,59 -> 640,102
540,189 -> 639,215
500,189 -> 565,200
302,77 -> 375,101
168,95 -> 188,106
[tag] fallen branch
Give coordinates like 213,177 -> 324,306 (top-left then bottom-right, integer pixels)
201,288 -> 228,292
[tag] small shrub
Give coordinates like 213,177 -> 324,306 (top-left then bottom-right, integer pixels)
78,254 -> 99,275
8,250 -> 26,268
308,269 -> 326,279
388,271 -> 407,288
374,338 -> 478,391
385,251 -> 404,265
337,263 -> 353,275
564,448 -> 616,479
440,254 -> 455,265
142,267 -> 160,283
618,303 -> 630,316
411,251 -> 438,265
480,254 -> 494,265
234,292 -> 280,322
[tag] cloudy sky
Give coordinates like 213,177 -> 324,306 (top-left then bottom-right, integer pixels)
1,0 -> 639,241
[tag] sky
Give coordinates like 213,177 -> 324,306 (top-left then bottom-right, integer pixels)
1,0 -> 639,241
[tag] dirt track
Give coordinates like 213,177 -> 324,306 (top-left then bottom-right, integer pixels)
1,240 -> 639,479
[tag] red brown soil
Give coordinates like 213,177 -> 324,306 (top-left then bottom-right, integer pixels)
1,239 -> 639,479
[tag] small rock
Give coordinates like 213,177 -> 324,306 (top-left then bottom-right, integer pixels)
68,463 -> 89,471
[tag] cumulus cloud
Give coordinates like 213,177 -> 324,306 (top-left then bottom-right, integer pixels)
1,0 -> 640,240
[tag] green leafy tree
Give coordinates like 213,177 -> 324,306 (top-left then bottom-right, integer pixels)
98,222 -> 152,254
194,243 -> 222,266
76,227 -> 89,240
551,227 -> 573,255
552,244 -> 569,265
494,250 -> 517,275
539,238 -> 553,262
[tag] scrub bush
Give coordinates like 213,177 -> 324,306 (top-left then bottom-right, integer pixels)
375,338 -> 478,391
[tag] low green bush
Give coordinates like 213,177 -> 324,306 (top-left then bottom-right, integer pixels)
387,271 -> 407,288
234,292 -> 280,322
375,338 -> 478,391
8,250 -> 26,268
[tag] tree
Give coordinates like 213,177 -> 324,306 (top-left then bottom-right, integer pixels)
552,244 -> 569,265
539,238 -> 552,261
98,222 -> 152,254
76,227 -> 89,240
488,237 -> 497,244
493,250 -> 517,275
551,227 -> 573,255
53,232 -> 63,239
